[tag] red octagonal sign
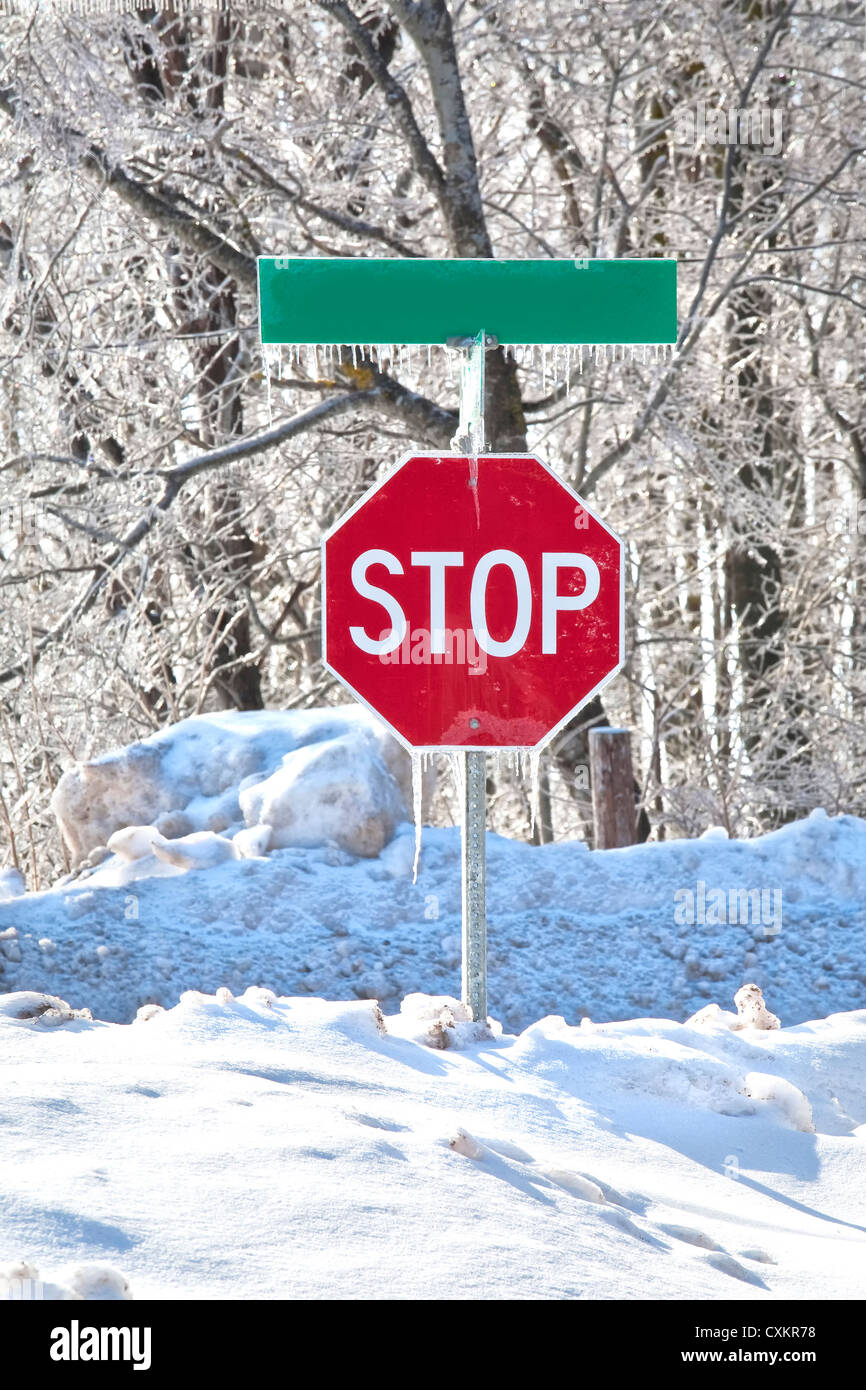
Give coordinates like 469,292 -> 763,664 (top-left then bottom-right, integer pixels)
323,453 -> 624,750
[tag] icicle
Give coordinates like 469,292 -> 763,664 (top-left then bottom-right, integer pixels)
447,750 -> 467,811
469,452 -> 480,527
528,749 -> 541,837
411,752 -> 424,884
426,344 -> 432,369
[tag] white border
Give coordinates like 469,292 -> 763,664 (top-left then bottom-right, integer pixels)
321,452 -> 626,753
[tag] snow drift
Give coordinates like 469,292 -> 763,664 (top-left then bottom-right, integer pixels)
1,986 -> 864,1300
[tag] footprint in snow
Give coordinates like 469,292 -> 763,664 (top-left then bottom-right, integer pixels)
351,1112 -> 409,1133
447,1135 -> 632,1211
376,1141 -> 408,1162
598,1207 -> 669,1249
536,1168 -> 605,1203
575,1174 -> 649,1214
739,1247 -> 777,1264
658,1223 -> 723,1252
705,1251 -> 768,1287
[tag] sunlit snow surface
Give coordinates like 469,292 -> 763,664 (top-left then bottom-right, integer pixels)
1,988 -> 864,1300
2,708 -> 866,1299
1,809 -> 865,1030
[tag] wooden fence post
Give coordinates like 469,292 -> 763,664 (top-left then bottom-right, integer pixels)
589,727 -> 639,849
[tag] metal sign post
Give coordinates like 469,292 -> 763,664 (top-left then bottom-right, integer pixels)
451,330 -> 490,1021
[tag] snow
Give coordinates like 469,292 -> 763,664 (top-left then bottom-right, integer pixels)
50,706 -> 417,864
2,709 -> 866,1299
2,785 -> 865,1031
1,986 -> 864,1300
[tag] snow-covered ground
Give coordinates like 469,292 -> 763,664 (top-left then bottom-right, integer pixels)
1,808 -> 864,1033
2,707 -> 865,1300
2,988 -> 864,1300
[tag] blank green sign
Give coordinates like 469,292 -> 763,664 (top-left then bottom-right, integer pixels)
258,257 -> 677,346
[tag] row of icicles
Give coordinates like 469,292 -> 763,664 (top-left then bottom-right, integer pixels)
262,341 -> 675,389
411,749 -> 545,883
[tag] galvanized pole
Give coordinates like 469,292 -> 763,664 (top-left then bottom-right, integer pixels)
450,331 -> 493,1022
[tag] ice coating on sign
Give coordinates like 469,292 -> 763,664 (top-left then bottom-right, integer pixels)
528,748 -> 541,838
411,751 -> 424,884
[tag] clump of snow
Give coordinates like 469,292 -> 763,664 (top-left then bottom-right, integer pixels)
393,992 -> 497,1049
687,984 -> 781,1033
734,982 -> 780,1030
134,1003 -> 165,1024
0,867 -> 26,900
538,1169 -> 606,1202
685,1002 -> 741,1030
51,707 -> 425,866
232,825 -> 272,859
0,991 -> 92,1025
704,1251 -> 765,1286
741,1072 -> 814,1131
449,1126 -> 487,1159
0,1261 -> 132,1301
238,729 -> 405,859
106,825 -> 164,862
66,1265 -> 133,1301
151,830 -> 239,872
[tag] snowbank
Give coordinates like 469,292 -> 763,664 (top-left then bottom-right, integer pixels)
1,801 -> 864,1030
50,707 -> 426,864
1,986 -> 863,1300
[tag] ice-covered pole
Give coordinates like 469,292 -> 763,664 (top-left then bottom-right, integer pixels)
450,331 -> 492,1022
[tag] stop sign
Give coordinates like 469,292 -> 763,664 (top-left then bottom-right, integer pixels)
322,453 -> 624,750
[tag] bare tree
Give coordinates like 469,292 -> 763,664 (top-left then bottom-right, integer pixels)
0,0 -> 864,880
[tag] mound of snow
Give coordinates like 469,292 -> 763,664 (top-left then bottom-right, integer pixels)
238,729 -> 406,858
741,1072 -> 814,1131
0,991 -> 92,1025
0,867 -> 26,901
51,707 -> 427,865
391,992 -> 498,1049
3,808 -> 866,1029
1,986 -> 863,1300
0,1261 -> 132,1301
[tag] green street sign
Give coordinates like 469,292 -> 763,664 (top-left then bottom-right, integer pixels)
258,257 -> 677,347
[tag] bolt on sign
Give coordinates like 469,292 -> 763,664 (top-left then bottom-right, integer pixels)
323,452 -> 623,750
